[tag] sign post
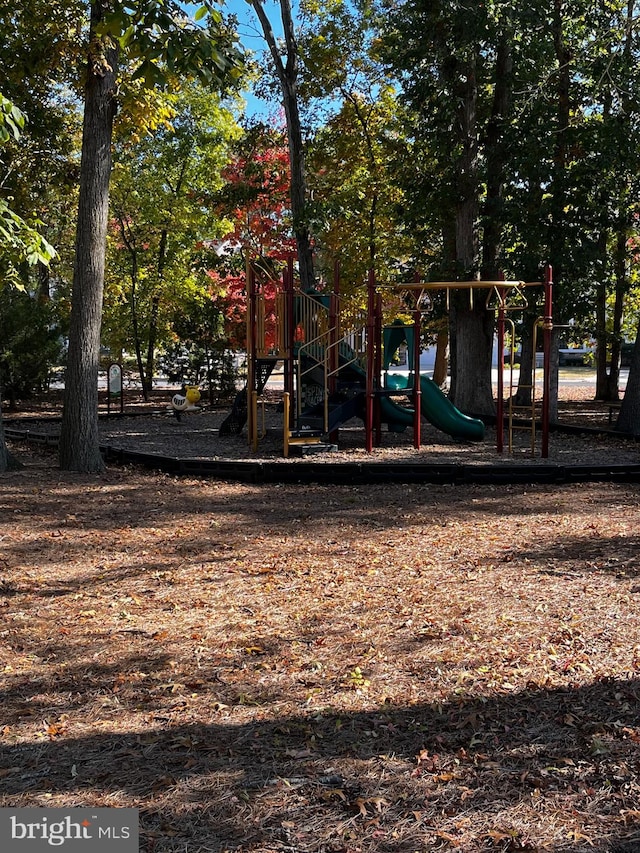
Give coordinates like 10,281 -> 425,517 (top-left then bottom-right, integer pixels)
107,362 -> 124,415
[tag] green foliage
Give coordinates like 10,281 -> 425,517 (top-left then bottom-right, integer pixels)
0,95 -> 25,144
299,0 -> 415,289
0,288 -> 63,403
0,201 -> 57,288
0,92 -> 58,288
0,0 -> 84,269
96,0 -> 246,90
379,0 -> 640,293
308,88 -> 412,288
103,83 -> 242,383
159,298 -> 239,400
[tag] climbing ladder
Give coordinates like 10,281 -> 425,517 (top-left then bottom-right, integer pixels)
493,272 -> 553,457
503,317 -> 538,453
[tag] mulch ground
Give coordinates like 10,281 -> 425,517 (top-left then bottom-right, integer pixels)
1,390 -> 640,852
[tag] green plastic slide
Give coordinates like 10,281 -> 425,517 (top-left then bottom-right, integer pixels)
382,374 -> 485,441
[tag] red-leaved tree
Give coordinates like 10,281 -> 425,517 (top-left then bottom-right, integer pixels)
209,126 -> 297,348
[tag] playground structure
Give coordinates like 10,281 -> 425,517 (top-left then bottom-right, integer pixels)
219,259 -> 554,458
399,266 -> 554,456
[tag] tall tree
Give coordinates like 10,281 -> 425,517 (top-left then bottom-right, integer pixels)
58,0 -> 245,472
617,316 -> 640,433
300,0 -> 412,290
590,0 -> 640,402
249,0 -> 315,291
381,0 -> 502,415
58,0 -> 119,473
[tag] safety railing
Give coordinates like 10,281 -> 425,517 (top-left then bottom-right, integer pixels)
295,292 -> 367,431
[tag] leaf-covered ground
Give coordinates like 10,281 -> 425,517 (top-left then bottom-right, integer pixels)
1,445 -> 639,852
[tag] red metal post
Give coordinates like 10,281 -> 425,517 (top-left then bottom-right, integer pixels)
496,286 -> 506,454
365,269 -> 376,452
374,293 -> 383,447
541,265 -> 553,458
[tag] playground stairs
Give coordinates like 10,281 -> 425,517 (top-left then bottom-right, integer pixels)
284,427 -> 337,458
298,393 -> 363,434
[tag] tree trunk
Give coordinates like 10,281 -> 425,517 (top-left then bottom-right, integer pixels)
616,323 -> 640,434
448,50 -> 479,405
607,216 -> 627,399
481,33 -> 512,278
142,224 -> 171,400
451,303 -> 495,415
595,206 -> 626,403
550,0 -> 571,287
38,260 -> 51,303
0,395 -> 9,472
594,229 -> 610,400
131,292 -> 146,398
0,399 -> 6,472
432,329 -> 449,387
144,294 -> 160,399
0,391 -> 22,472
119,226 -> 147,396
513,308 -> 537,407
251,0 -> 315,291
447,51 -> 495,416
59,1 -> 118,472
594,65 -> 614,403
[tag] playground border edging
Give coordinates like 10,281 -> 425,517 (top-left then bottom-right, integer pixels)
100,444 -> 640,485
6,426 -> 640,486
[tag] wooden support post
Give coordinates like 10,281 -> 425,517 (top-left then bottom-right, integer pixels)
283,392 -> 291,457
285,260 -> 295,424
250,390 -> 258,452
413,309 -> 422,449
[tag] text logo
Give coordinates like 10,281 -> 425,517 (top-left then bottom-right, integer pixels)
0,808 -> 138,851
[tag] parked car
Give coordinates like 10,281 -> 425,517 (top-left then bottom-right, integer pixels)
558,347 -> 594,366
621,342 -> 634,368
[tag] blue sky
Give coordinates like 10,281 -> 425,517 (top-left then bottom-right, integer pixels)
188,0 -> 285,119
226,0 -> 278,119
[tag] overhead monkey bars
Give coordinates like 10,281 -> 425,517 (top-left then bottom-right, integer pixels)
395,269 -> 554,457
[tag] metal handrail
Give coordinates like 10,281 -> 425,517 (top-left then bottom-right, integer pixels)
295,294 -> 368,430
